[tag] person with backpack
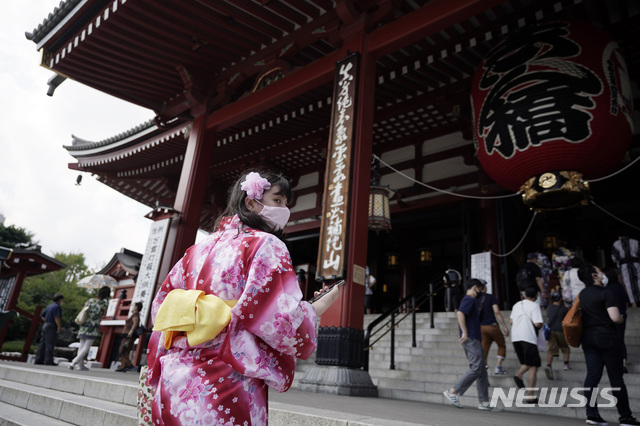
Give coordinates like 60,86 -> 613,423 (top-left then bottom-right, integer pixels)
516,253 -> 547,303
510,286 -> 543,404
444,264 -> 462,312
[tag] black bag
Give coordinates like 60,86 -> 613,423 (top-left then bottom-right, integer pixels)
516,267 -> 533,290
134,325 -> 146,337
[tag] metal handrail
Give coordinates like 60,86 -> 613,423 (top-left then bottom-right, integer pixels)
363,273 -> 445,371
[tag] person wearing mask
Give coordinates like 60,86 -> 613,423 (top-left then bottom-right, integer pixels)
145,170 -> 342,425
34,294 -> 63,365
443,279 -> 501,411
69,286 -> 110,371
577,263 -> 638,426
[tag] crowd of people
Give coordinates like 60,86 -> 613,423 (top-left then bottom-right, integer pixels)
29,167 -> 639,425
442,239 -> 639,426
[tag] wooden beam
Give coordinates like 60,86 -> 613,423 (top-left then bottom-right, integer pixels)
206,49 -> 342,131
368,0 -> 510,58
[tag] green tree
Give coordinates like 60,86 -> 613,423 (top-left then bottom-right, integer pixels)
9,252 -> 95,344
0,223 -> 36,248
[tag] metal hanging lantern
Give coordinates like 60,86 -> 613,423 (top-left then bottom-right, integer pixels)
368,158 -> 392,233
368,185 -> 392,232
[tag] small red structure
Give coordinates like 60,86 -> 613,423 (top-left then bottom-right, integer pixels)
0,246 -> 66,362
93,249 -> 143,369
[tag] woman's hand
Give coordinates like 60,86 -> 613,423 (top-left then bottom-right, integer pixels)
311,282 -> 343,316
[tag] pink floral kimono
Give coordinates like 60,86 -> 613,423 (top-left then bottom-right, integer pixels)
146,215 -> 318,425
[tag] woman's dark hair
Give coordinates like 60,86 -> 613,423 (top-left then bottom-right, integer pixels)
98,286 -> 112,299
135,302 -> 143,311
578,263 -> 597,287
214,168 -> 292,238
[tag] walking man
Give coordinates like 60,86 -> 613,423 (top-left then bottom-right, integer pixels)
444,279 -> 500,411
35,294 -> 63,365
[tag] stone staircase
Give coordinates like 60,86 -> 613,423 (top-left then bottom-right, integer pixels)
358,308 -> 640,420
0,364 -> 138,426
1,308 -> 638,424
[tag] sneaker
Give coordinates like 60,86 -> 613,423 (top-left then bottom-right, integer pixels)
478,402 -> 503,411
444,390 -> 463,408
76,364 -> 89,371
585,416 -> 608,426
494,366 -> 508,375
620,417 -> 640,426
563,364 -> 571,371
513,376 -> 525,388
545,365 -> 554,380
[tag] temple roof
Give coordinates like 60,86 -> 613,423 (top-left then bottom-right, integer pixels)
97,248 -> 142,278
0,246 -> 66,278
29,0 -> 640,232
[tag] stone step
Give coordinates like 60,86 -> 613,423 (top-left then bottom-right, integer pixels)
0,379 -> 137,426
0,401 -> 71,426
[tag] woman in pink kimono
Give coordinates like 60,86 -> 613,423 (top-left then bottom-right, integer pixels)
146,170 -> 340,426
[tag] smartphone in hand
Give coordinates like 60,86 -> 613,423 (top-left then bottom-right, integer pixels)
310,280 -> 346,303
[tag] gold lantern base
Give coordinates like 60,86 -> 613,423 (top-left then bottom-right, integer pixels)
520,171 -> 591,212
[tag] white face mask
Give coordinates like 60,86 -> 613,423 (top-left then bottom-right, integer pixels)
600,273 -> 609,286
256,201 -> 290,231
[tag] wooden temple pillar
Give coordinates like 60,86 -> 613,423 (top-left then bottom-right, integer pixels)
299,23 -> 378,397
157,110 -> 215,286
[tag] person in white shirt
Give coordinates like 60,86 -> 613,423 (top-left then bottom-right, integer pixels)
364,266 -> 377,314
510,286 -> 543,403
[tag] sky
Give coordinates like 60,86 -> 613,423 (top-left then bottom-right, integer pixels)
0,2 -> 164,270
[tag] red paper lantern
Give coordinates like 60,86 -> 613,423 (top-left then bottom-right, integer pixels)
472,21 -> 633,203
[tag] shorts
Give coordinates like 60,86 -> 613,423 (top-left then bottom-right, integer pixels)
547,330 -> 570,356
513,340 -> 541,367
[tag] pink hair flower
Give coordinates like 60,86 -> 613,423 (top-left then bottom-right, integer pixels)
241,172 -> 271,200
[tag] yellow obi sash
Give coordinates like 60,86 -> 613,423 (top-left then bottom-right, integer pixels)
153,289 -> 237,349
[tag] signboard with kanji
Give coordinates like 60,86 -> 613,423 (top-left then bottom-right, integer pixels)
133,218 -> 170,325
316,52 -> 359,281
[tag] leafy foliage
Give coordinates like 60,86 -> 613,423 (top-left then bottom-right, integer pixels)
0,223 -> 35,248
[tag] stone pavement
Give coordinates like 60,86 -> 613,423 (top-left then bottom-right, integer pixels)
8,363 -> 591,425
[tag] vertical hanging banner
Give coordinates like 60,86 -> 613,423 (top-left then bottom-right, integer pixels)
316,52 -> 359,281
133,218 -> 170,326
471,251 -> 493,294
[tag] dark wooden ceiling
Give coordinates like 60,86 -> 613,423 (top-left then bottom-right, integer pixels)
29,0 -> 640,231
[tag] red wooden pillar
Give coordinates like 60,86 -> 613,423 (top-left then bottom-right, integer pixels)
157,111 -> 215,286
300,24 -> 378,397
